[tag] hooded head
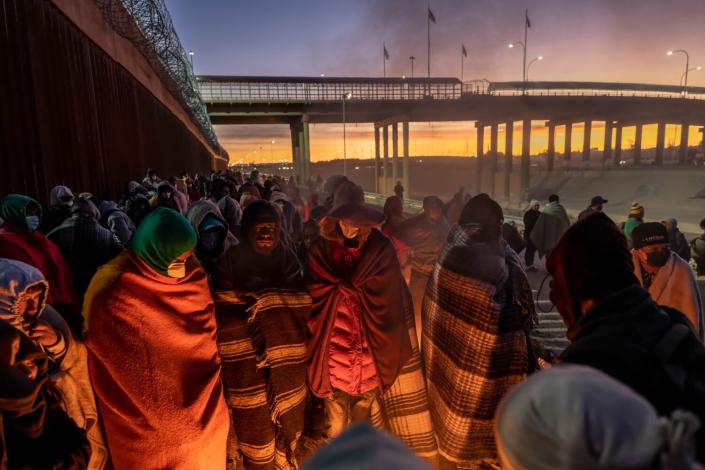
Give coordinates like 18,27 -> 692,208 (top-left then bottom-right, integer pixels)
0,258 -> 49,328
383,196 -> 404,221
322,175 -> 349,208
0,194 -> 42,233
422,196 -> 444,222
71,198 -> 101,219
186,200 -> 234,261
241,200 -> 281,256
495,365 -> 698,470
132,207 -> 197,277
546,213 -> 638,338
458,193 -> 504,244
49,186 -> 74,208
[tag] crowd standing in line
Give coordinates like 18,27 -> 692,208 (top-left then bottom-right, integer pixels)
0,168 -> 703,469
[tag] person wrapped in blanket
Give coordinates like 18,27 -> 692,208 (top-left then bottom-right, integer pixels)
0,260 -> 91,468
306,181 -> 438,465
212,200 -> 310,469
422,193 -> 537,469
84,207 -> 229,469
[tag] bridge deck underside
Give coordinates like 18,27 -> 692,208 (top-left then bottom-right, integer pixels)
207,95 -> 705,125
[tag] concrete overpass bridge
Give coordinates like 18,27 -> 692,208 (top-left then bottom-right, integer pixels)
199,75 -> 705,201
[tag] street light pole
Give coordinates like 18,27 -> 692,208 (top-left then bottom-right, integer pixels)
409,56 -> 415,78
508,41 -> 526,82
270,140 -> 275,162
188,50 -> 195,72
668,49 -> 690,95
342,92 -> 352,176
681,66 -> 701,86
526,56 -> 543,81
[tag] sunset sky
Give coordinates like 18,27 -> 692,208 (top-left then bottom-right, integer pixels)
165,0 -> 705,162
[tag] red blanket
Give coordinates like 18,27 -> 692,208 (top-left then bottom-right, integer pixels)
306,228 -> 412,397
0,226 -> 76,308
85,251 -> 229,469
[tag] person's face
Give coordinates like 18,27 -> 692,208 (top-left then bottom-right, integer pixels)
249,223 -> 279,256
197,228 -> 226,258
221,185 -> 231,197
593,204 -> 603,212
166,250 -> 191,278
16,285 -> 45,320
339,220 -> 360,240
159,190 -> 172,200
425,206 -> 442,222
636,243 -> 670,273
532,203 -> 540,211
149,173 -> 158,182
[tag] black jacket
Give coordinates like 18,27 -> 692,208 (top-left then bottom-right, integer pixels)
522,209 -> 540,238
562,284 -> 705,455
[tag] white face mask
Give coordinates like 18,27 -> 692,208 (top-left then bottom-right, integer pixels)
166,260 -> 186,278
25,215 -> 40,233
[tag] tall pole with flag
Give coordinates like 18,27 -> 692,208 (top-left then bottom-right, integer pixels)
461,44 -> 468,82
383,43 -> 390,78
427,5 -> 436,96
523,9 -> 530,83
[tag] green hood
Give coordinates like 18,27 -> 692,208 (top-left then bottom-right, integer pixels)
132,207 -> 197,275
0,194 -> 42,232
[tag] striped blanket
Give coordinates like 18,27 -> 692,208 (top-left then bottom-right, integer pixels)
214,289 -> 311,470
370,286 -> 439,462
422,225 -> 535,467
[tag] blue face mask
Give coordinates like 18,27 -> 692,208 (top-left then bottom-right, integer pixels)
25,215 -> 40,233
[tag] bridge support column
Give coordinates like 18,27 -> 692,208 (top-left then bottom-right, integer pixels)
655,122 -> 666,166
402,120 -> 410,199
634,124 -> 643,166
374,126 -> 380,192
301,115 -> 311,183
603,121 -> 613,164
521,119 -> 531,203
565,123 -> 573,165
582,120 -> 592,163
475,122 -> 484,194
392,123 -> 399,192
489,123 -> 498,198
546,122 -> 555,172
383,125 -> 389,195
614,125 -> 623,166
504,121 -> 513,201
679,123 -> 689,165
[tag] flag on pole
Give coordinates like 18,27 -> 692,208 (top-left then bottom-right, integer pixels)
462,44 -> 467,57
384,44 -> 390,60
428,8 -> 436,23
525,10 -> 531,28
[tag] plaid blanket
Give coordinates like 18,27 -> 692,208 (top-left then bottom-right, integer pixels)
422,224 -> 535,467
370,286 -> 439,461
214,289 -> 310,470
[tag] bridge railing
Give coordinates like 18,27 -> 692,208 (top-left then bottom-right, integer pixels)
197,76 -> 462,102
488,81 -> 705,99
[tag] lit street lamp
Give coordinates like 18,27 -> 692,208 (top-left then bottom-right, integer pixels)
409,56 -> 416,78
668,49 -> 690,95
342,92 -> 352,176
526,56 -> 543,81
681,66 -> 701,86
187,50 -> 195,72
508,41 -> 527,82
270,140 -> 275,162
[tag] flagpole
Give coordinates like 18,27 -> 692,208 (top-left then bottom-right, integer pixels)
383,43 -> 386,78
523,9 -> 528,83
461,48 -> 464,82
427,5 -> 431,97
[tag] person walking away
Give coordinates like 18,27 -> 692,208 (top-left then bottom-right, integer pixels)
41,186 -> 75,234
523,200 -> 541,272
577,195 -> 608,220
691,217 -> 705,276
662,218 -> 691,261
423,194 -> 537,468
529,194 -> 571,259
495,365 -> 701,469
47,198 -> 123,306
83,207 -> 229,469
212,200 -> 309,469
546,213 -> 705,458
0,258 -> 109,468
97,200 -> 135,247
0,194 -> 80,337
624,202 -> 644,243
307,182 -> 437,462
631,222 -> 704,340
393,181 -> 404,200
396,196 -> 450,344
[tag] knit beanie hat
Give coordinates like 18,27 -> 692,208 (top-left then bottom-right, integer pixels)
629,202 -> 645,218
631,222 -> 669,249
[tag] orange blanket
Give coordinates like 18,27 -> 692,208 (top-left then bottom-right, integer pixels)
84,251 -> 229,469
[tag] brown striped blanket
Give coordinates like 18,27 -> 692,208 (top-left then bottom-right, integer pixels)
370,285 -> 439,462
214,289 -> 310,470
422,224 -> 536,468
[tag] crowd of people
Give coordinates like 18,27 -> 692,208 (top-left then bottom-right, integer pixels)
0,168 -> 704,469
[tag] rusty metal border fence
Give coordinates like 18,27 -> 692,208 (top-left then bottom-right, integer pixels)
96,0 -> 220,150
